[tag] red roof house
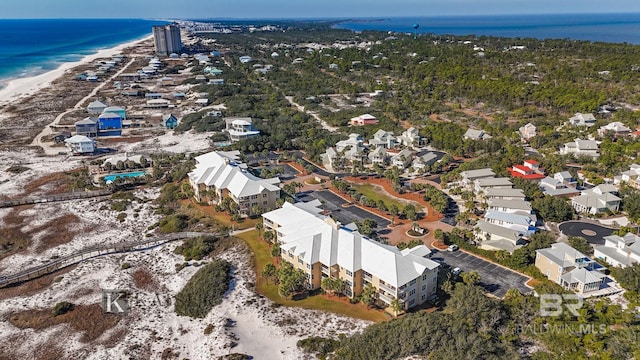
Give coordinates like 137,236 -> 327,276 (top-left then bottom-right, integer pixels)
509,160 -> 545,180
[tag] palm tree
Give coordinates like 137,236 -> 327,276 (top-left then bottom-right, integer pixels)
255,222 -> 264,238
390,298 -> 404,316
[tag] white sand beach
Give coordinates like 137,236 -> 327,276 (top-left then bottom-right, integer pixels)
0,36 -> 152,107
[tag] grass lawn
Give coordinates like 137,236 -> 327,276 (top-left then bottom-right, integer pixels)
236,230 -> 388,322
350,183 -> 422,212
181,200 -> 260,230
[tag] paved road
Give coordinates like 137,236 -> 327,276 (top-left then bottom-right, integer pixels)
299,190 -> 390,228
558,221 -> 615,245
430,249 -> 532,298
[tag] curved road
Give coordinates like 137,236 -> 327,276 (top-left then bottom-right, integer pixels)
558,220 -> 615,245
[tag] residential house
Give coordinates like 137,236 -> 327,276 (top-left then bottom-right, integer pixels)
397,127 -> 421,148
474,177 -> 513,194
539,176 -> 579,197
343,145 -> 365,166
86,100 -> 108,114
335,133 -> 363,152
64,135 -> 96,154
554,171 -> 577,187
204,66 -> 223,75
463,128 -> 492,141
483,210 -> 537,235
368,147 -> 388,166
475,220 -> 526,253
75,117 -> 99,137
146,99 -> 170,108
536,242 -> 607,295
322,147 -> 339,170
412,152 -> 438,171
145,93 -> 163,100
509,159 -> 545,180
484,188 -> 526,201
614,164 -> 640,189
560,138 -> 600,158
368,129 -> 397,149
188,151 -> 281,216
594,233 -> 640,268
598,122 -> 631,138
239,56 -> 252,63
97,112 -> 122,136
350,114 -> 378,126
568,112 -> 596,127
224,117 -> 260,142
391,148 -> 413,169
460,168 -> 496,186
103,106 -> 126,120
519,122 -> 537,141
262,202 -> 440,310
571,184 -> 621,214
487,199 -> 532,214
163,114 -> 179,129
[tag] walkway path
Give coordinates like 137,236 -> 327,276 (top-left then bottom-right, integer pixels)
284,96 -> 338,132
0,189 -> 113,209
31,57 -> 138,155
0,231 -> 217,288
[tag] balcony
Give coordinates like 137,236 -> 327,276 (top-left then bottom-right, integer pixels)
378,292 -> 394,305
378,282 -> 396,295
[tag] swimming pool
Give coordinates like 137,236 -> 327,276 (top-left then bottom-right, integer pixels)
214,141 -> 232,147
103,171 -> 147,183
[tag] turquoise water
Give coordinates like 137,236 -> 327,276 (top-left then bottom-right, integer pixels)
214,141 -> 232,147
334,13 -> 640,44
0,19 -> 166,86
103,171 -> 147,182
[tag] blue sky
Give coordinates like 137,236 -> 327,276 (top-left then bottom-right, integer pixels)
1,0 -> 640,19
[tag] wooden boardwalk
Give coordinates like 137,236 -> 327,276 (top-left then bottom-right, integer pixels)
0,189 -> 113,208
0,231 -> 216,288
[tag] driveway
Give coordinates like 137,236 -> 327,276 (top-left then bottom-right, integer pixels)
558,221 -> 615,245
430,249 -> 532,298
299,190 -> 390,228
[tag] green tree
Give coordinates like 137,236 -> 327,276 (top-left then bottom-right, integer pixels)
271,242 -> 281,257
277,262 -> 307,299
568,236 -> 593,255
461,270 -> 481,285
403,204 -> 418,221
361,283 -> 377,308
262,263 -> 277,284
390,298 -> 404,316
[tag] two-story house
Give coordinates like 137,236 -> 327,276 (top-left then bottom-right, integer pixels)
594,233 -> 640,268
536,242 -> 608,295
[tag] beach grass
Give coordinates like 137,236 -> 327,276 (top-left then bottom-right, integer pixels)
237,230 -> 388,322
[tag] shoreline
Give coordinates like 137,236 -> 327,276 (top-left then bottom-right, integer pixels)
0,35 -> 153,107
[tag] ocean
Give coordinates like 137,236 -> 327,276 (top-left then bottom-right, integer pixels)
0,19 -> 166,87
334,13 -> 640,44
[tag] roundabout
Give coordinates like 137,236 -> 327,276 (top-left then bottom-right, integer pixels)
558,220 -> 615,245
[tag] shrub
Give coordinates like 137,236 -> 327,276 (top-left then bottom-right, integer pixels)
173,236 -> 219,261
297,337 -> 340,357
117,212 -> 127,222
175,259 -> 231,318
204,324 -> 215,335
159,214 -> 189,233
52,301 -> 74,316
121,262 -> 131,270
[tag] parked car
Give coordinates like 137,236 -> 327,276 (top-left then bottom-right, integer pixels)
447,244 -> 459,252
452,267 -> 462,276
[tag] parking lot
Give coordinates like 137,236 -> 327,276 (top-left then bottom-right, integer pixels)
431,249 -> 532,298
298,190 -> 391,228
